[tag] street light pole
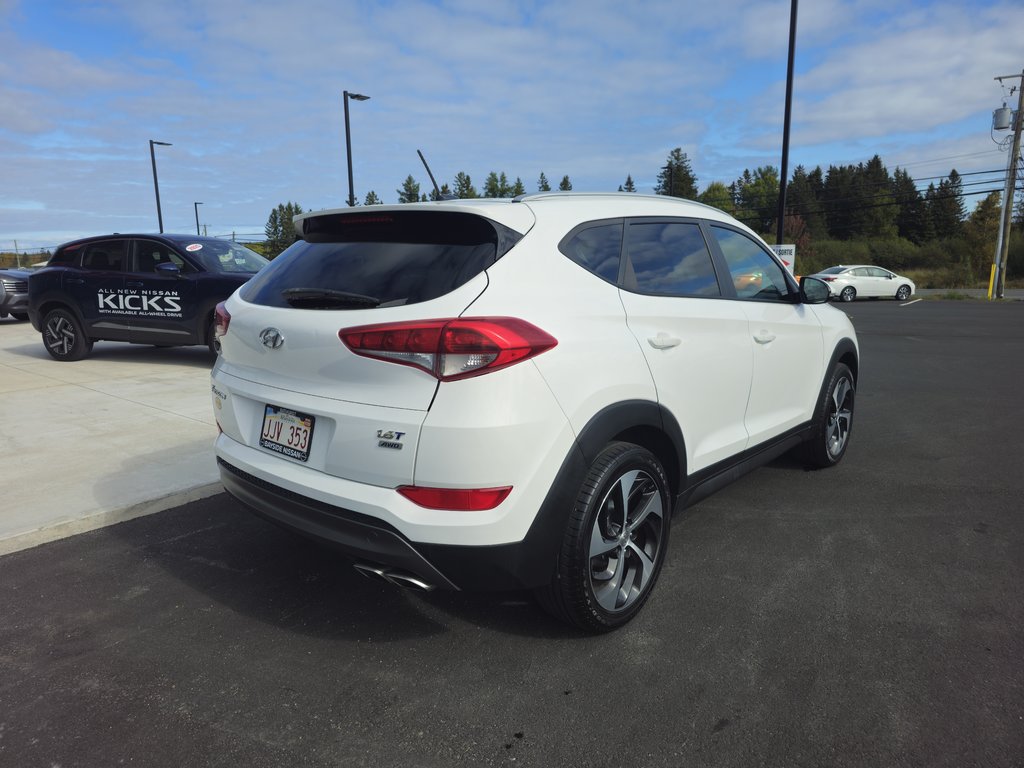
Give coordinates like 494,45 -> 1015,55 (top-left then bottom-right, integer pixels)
149,139 -> 172,233
194,202 -> 203,236
343,90 -> 370,207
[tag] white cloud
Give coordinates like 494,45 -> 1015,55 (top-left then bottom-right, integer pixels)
1,0 -> 1021,248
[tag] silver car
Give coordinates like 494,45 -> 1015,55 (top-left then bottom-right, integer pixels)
0,267 -> 31,321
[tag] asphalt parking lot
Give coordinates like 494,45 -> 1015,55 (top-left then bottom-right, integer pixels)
1,300 -> 1023,767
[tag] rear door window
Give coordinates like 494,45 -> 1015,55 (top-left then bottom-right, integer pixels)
81,240 -> 127,272
623,220 -> 720,297
241,211 -> 522,309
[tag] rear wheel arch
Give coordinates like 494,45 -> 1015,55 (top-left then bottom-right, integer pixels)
36,299 -> 86,333
574,400 -> 686,500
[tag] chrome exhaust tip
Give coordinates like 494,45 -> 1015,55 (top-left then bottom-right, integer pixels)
353,563 -> 436,592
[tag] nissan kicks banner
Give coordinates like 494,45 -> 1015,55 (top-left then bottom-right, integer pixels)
96,288 -> 182,317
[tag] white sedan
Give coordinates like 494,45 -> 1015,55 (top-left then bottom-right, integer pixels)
809,265 -> 916,302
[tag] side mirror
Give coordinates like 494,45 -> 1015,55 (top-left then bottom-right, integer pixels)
155,262 -> 181,277
800,276 -> 831,304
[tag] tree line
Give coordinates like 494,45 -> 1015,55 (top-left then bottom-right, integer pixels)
263,149 -> 1024,285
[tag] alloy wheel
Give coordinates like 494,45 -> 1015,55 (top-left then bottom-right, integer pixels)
588,468 -> 665,613
45,314 -> 77,357
826,376 -> 854,458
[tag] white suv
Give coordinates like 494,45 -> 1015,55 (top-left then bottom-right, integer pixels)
211,193 -> 858,632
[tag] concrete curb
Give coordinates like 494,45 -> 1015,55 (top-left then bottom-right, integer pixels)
0,482 -> 224,557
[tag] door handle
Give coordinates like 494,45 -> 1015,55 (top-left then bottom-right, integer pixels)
66,278 -> 84,285
126,281 -> 143,287
648,333 -> 681,349
753,331 -> 776,345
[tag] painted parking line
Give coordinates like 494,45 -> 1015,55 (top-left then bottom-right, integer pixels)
900,299 -> 923,307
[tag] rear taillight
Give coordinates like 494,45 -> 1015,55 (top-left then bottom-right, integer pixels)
398,485 -> 512,511
820,277 -> 836,282
214,302 -> 231,339
339,317 -> 557,381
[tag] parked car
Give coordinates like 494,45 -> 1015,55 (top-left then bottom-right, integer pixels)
28,234 -> 268,360
808,264 -> 915,302
210,193 -> 859,632
0,267 -> 31,321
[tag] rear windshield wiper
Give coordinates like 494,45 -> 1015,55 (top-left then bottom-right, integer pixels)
281,288 -> 381,309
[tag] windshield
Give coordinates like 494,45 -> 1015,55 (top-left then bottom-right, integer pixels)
189,241 -> 269,273
819,266 -> 848,275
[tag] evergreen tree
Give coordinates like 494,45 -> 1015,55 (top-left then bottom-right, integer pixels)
892,168 -> 930,244
263,201 -> 304,258
655,148 -> 698,198
453,172 -> 478,199
857,155 -> 897,238
823,164 -> 857,239
558,175 -> 572,191
785,165 -> 827,241
622,175 -> 636,193
397,175 -> 421,204
538,172 -> 551,192
511,177 -> 526,196
483,171 -> 513,198
733,166 -> 779,235
929,170 -> 965,239
364,190 -> 382,206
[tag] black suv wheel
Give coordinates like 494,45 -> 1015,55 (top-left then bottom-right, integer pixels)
43,308 -> 93,361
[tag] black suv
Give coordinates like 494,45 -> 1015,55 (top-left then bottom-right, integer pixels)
28,234 -> 268,360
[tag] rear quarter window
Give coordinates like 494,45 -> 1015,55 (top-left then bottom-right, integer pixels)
558,221 -> 623,284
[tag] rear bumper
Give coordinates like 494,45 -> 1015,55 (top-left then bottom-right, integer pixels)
218,454 -> 581,592
219,457 -> 459,589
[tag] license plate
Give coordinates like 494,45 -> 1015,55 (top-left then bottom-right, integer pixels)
259,405 -> 315,462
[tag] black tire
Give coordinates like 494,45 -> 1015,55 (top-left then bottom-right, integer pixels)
11,312 -> 29,322
801,362 -> 855,469
895,284 -> 912,301
537,442 -> 671,633
839,286 -> 857,302
42,308 -> 93,361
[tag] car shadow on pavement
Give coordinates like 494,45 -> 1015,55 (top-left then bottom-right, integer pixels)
100,491 -> 581,642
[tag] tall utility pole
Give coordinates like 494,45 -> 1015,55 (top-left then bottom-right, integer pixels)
775,0 -> 798,246
992,69 -> 1023,300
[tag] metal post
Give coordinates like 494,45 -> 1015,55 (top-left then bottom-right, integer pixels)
776,0 -> 798,245
149,140 -> 172,233
343,91 -> 370,207
194,202 -> 203,236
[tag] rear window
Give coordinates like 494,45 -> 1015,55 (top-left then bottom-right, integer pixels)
188,241 -> 268,274
240,211 -> 523,309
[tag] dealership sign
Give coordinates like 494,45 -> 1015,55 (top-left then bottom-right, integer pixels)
770,244 -> 796,275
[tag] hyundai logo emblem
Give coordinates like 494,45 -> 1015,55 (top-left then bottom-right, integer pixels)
259,328 -> 284,349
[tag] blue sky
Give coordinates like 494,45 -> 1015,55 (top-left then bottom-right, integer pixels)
1,0 -> 1022,251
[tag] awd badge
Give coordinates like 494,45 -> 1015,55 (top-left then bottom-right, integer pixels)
377,429 -> 405,450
